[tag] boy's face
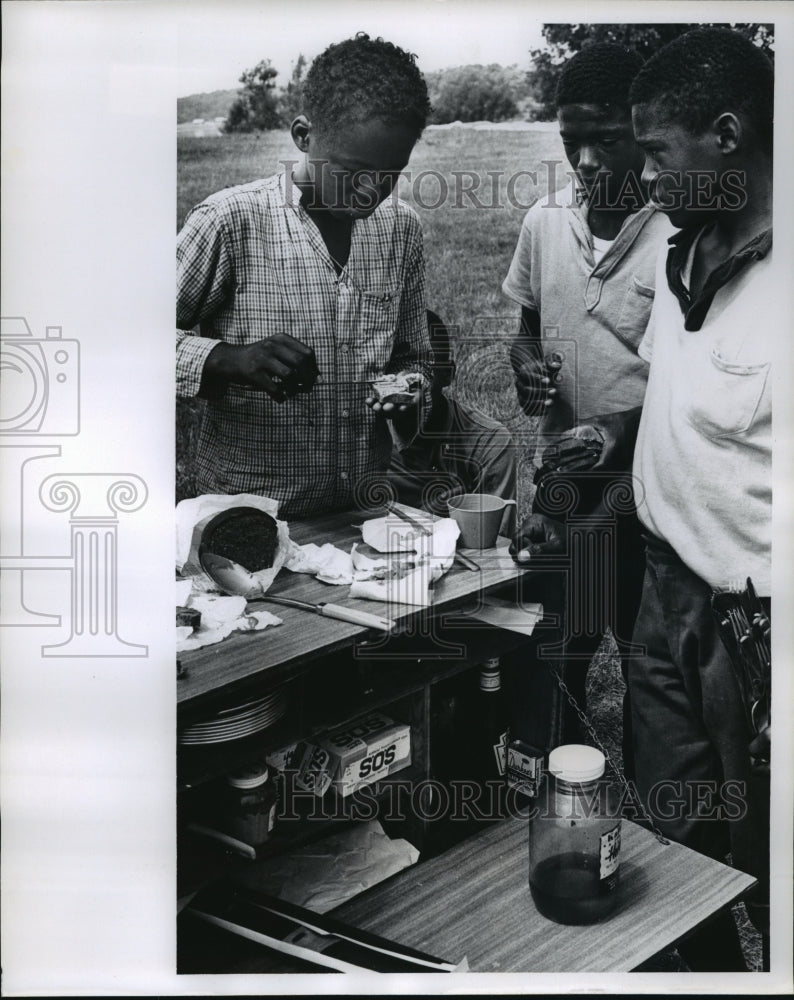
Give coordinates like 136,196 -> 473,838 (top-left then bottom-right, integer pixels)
299,116 -> 417,219
557,104 -> 646,209
632,100 -> 729,229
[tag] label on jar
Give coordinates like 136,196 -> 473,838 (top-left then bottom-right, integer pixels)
599,823 -> 621,879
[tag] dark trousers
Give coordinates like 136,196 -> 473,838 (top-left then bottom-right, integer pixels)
628,534 -> 769,968
505,472 -> 646,772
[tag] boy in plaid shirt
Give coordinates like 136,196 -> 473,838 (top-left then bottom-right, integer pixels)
177,33 -> 433,517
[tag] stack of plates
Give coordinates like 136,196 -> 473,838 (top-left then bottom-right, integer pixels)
179,687 -> 289,745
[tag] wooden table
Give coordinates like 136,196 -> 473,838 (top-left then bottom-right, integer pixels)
331,815 -> 757,973
177,504 -> 534,879
176,507 -> 755,974
177,505 -> 530,714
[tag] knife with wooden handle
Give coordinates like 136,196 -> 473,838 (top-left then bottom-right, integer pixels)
250,594 -> 395,632
200,551 -> 397,631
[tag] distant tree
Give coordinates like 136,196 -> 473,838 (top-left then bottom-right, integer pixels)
428,64 -> 524,123
527,23 -> 775,120
224,59 -> 281,132
278,54 -> 307,125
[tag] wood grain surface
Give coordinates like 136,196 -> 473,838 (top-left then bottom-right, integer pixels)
177,506 -> 529,708
330,817 -> 756,973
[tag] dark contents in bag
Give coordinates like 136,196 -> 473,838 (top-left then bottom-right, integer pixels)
200,507 -> 279,573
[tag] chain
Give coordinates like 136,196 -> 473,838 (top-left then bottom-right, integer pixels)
546,660 -> 670,846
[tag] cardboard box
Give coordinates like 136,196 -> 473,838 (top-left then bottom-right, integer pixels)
317,712 -> 411,797
266,739 -> 333,797
506,738 -> 544,797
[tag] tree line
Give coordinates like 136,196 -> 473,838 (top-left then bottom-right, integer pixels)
224,23 -> 774,132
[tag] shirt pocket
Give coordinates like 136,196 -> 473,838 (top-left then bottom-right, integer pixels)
684,348 -> 770,439
615,276 -> 655,351
355,287 -> 400,369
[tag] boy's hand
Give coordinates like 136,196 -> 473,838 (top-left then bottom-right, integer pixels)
510,513 -> 566,563
364,388 -> 423,438
537,408 -> 642,477
513,347 -> 563,415
204,334 -> 319,401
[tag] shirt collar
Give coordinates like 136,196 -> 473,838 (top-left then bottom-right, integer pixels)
666,224 -> 773,331
667,224 -> 773,260
279,166 -> 305,210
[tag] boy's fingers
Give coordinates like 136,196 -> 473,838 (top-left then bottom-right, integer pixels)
272,332 -> 316,358
260,375 -> 286,402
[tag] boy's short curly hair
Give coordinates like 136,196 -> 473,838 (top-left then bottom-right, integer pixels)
556,42 -> 645,113
302,32 -> 431,137
630,27 -> 774,153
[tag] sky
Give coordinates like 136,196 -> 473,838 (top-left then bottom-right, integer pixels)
177,0 -> 546,95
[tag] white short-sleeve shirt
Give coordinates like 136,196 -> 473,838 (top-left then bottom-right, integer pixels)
634,243 -> 773,594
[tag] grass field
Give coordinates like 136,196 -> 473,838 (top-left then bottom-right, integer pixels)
176,127 -> 762,970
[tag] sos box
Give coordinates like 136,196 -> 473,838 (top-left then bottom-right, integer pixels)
267,712 -> 411,798
318,711 -> 411,797
266,740 -> 334,797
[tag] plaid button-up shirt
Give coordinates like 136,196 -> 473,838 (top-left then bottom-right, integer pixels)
177,171 -> 432,518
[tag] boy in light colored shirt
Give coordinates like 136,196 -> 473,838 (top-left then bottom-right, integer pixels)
504,44 -> 672,757
626,27 -> 774,971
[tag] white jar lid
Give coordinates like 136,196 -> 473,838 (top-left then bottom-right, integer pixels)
548,744 -> 605,783
227,763 -> 269,789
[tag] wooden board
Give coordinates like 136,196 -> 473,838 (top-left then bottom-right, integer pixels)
330,817 -> 756,973
177,507 -> 529,709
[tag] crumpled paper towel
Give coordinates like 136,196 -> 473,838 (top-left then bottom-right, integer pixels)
349,564 -> 434,607
284,542 -> 354,585
176,592 -> 282,653
176,493 -> 291,594
350,543 -> 403,580
231,819 -> 419,914
346,517 -> 459,607
361,514 -> 459,573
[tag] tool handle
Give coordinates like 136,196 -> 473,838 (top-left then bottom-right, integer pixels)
319,603 -> 396,631
454,551 -> 481,572
386,501 -> 433,536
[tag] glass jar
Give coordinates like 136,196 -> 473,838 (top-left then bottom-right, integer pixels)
529,744 -> 621,924
223,762 -> 277,848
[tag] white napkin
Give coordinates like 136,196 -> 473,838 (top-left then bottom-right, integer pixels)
349,564 -> 434,607
360,514 -> 460,580
284,542 -> 354,585
349,543 -> 412,581
176,592 -> 282,653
